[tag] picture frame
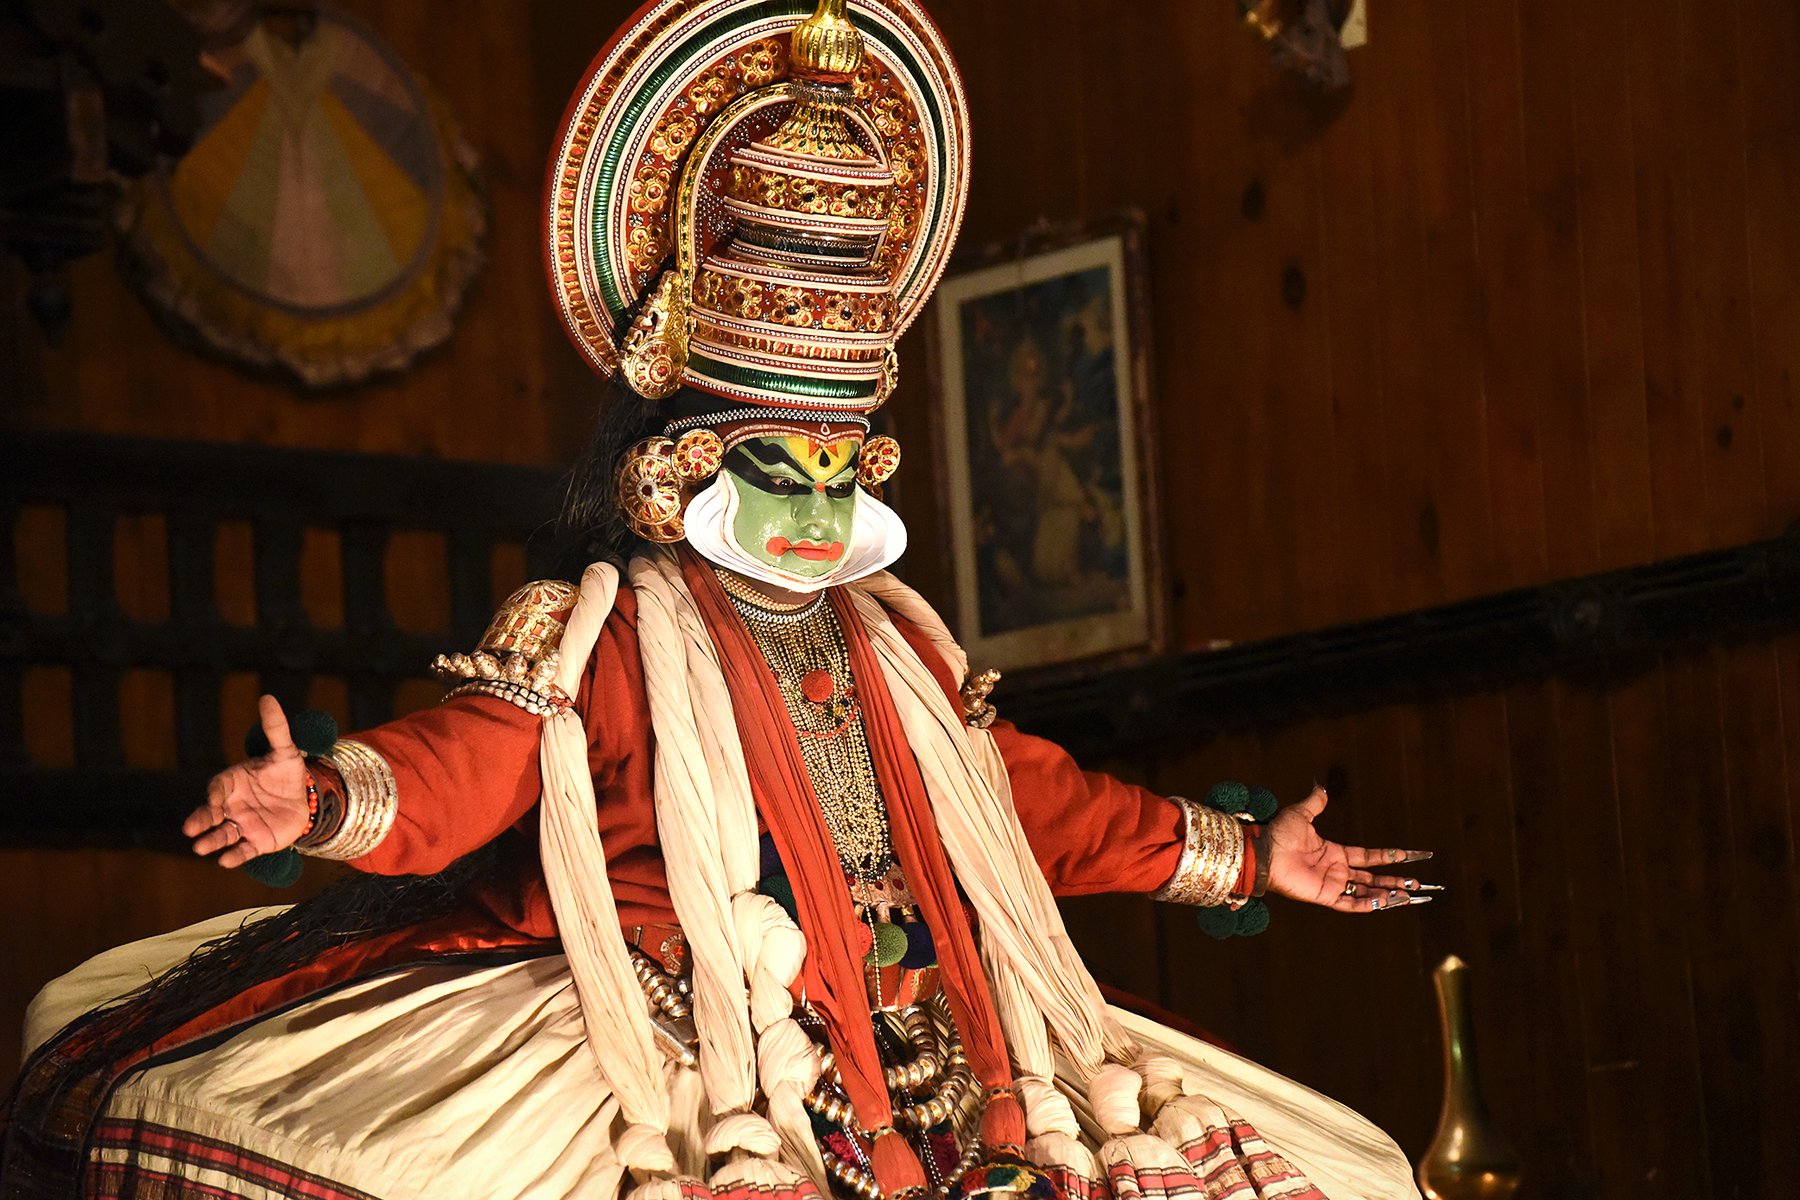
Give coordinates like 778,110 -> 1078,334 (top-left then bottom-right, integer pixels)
925,212 -> 1165,675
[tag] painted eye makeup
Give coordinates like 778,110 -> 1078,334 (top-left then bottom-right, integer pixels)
725,448 -> 803,496
726,444 -> 860,499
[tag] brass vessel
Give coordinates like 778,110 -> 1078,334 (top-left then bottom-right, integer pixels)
1418,955 -> 1522,1200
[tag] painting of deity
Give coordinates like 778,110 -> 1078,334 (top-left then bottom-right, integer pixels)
929,216 -> 1163,672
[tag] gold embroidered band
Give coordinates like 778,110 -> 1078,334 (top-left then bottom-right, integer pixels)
296,739 -> 398,861
433,580 -> 577,713
1151,797 -> 1247,909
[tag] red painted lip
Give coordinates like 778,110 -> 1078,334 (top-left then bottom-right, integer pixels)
767,537 -> 845,562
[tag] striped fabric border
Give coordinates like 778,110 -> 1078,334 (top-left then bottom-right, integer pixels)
1169,1118 -> 1329,1200
81,1122 -> 838,1200
1038,1165 -> 1110,1200
1100,1115 -> 1331,1200
87,1120 -> 384,1200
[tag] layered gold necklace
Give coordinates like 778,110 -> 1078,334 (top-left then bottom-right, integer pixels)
724,575 -> 895,882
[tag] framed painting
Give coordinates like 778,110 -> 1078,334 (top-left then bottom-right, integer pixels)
927,213 -> 1164,674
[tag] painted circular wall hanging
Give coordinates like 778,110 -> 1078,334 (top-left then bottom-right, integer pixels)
119,6 -> 485,387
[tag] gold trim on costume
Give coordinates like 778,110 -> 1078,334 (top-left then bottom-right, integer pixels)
958,667 -> 1001,729
1151,797 -> 1247,908
432,580 -> 578,711
297,739 -> 398,860
473,580 -> 579,664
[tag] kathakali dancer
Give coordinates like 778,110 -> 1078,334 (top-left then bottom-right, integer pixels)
2,3 -> 1427,1198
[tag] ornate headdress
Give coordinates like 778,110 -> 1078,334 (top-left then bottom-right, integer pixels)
545,0 -> 969,542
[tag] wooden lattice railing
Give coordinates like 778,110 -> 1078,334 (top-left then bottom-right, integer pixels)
1,430 -> 562,845
6,429 -> 1797,844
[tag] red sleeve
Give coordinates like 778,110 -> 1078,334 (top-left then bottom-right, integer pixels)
346,692 -> 542,876
984,718 -> 1184,896
891,613 -> 1249,899
339,591 -> 663,906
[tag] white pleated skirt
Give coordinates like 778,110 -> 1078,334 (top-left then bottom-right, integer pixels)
24,909 -> 1417,1200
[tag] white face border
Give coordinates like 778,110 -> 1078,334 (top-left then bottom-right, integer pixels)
684,473 -> 909,594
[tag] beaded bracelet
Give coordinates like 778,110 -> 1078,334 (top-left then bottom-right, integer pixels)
240,709 -> 341,889
302,768 -> 320,838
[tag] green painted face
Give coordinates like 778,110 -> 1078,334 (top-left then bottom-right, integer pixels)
725,434 -> 860,578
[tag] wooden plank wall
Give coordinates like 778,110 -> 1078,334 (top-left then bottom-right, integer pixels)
5,1 -> 1798,1196
883,3 -> 1800,1197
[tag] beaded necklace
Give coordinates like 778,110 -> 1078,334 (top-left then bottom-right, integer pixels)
728,586 -> 895,882
715,567 -> 821,614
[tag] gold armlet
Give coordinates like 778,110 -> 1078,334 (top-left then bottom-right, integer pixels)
1151,797 -> 1247,908
432,580 -> 578,714
295,739 -> 398,860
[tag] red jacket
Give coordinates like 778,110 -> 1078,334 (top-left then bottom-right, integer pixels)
346,586 -> 1203,935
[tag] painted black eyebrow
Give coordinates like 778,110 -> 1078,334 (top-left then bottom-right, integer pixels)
735,440 -> 859,478
739,440 -> 810,474
724,446 -> 793,494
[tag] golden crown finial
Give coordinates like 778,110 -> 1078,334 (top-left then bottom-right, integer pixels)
792,0 -> 863,79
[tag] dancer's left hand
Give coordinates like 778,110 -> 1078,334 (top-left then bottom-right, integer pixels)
1264,787 -> 1439,912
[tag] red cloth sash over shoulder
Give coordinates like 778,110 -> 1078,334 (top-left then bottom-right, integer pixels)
677,552 -> 1026,1187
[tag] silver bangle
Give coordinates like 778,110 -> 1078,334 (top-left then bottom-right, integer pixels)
297,739 -> 398,860
1151,797 -> 1246,908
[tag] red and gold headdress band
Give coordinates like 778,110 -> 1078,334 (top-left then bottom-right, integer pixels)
544,0 -> 969,418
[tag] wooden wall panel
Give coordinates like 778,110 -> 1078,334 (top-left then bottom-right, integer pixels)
0,0 -> 615,465
6,1 -> 1800,1196
899,2 -> 1800,1196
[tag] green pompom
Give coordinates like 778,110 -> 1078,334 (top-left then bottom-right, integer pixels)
866,921 -> 908,967
1195,899 -> 1272,940
243,708 -> 338,759
757,873 -> 798,922
1235,898 -> 1271,936
1194,904 -> 1242,940
290,710 -> 339,757
1246,786 -> 1279,823
243,849 -> 304,888
1205,781 -> 1251,814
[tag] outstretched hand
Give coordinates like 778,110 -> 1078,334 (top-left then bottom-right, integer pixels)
182,695 -> 313,868
1264,786 -> 1438,912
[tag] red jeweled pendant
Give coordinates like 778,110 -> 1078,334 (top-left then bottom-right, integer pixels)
801,669 -> 835,704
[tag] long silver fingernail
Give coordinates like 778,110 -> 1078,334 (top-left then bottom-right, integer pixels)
1408,895 -> 1435,906
1414,882 -> 1446,892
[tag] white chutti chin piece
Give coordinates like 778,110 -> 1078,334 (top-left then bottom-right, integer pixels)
684,474 -> 908,594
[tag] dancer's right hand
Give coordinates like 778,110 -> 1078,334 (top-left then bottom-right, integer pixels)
183,695 -> 313,868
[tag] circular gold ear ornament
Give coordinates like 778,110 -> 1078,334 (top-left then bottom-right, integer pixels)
857,434 -> 901,489
672,428 -> 726,481
617,438 -> 691,543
